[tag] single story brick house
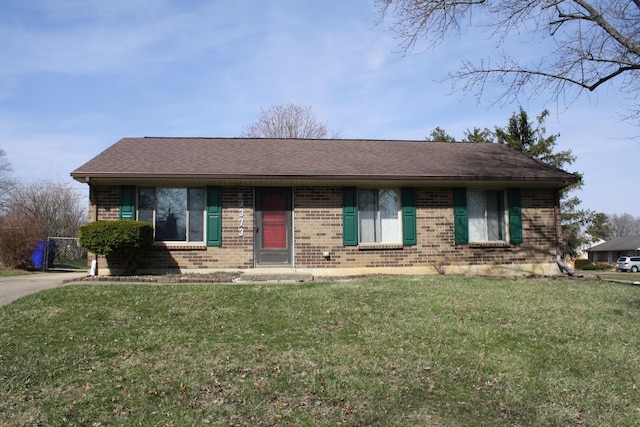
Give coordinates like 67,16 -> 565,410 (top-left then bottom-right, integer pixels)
587,235 -> 640,265
71,137 -> 578,276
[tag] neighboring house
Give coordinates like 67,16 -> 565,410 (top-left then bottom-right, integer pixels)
576,234 -> 605,259
71,137 -> 578,276
587,235 -> 640,265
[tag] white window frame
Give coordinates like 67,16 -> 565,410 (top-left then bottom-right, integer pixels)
467,189 -> 508,243
357,188 -> 402,244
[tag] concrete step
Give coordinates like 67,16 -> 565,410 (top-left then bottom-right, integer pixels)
235,269 -> 314,283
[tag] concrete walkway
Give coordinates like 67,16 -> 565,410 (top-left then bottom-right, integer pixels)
0,271 -> 88,306
0,270 -> 313,306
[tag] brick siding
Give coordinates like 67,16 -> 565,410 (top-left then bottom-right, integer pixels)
90,185 -> 559,273
293,187 -> 557,270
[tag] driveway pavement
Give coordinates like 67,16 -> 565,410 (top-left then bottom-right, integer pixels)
0,271 -> 88,306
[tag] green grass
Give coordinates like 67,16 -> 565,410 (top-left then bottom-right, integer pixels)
49,258 -> 88,271
0,267 -> 30,277
2,276 -> 640,426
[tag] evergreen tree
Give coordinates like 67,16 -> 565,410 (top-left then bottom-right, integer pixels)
425,127 -> 456,142
496,107 -> 591,257
463,127 -> 494,143
587,213 -> 611,241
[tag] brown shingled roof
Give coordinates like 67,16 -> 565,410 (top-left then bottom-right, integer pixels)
71,137 -> 578,187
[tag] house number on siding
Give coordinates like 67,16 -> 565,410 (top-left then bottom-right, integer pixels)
238,199 -> 245,237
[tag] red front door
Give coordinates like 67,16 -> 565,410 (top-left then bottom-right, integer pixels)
255,188 -> 292,265
262,193 -> 287,249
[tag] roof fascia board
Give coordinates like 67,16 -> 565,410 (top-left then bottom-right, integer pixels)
74,174 -> 573,188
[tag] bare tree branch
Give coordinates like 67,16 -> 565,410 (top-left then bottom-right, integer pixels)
241,103 -> 341,139
378,0 -> 640,124
571,0 -> 640,57
454,58 -> 640,93
0,146 -> 16,214
7,181 -> 87,237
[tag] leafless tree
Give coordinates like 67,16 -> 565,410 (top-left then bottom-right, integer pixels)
0,146 -> 16,213
0,214 -> 43,269
6,181 -> 87,238
378,1 -> 640,124
607,213 -> 640,237
241,103 -> 341,139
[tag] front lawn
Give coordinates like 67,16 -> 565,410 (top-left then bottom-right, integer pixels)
2,276 -> 640,426
0,267 -> 29,277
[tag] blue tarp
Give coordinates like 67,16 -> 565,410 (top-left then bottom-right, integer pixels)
31,240 -> 55,269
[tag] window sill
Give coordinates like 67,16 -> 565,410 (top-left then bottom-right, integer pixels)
152,242 -> 207,250
469,241 -> 511,248
358,243 -> 404,250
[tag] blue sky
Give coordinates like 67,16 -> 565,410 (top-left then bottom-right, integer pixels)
1,0 -> 638,215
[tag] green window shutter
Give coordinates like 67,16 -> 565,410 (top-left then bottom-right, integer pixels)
453,188 -> 468,245
508,188 -> 523,244
342,187 -> 358,246
206,186 -> 222,247
401,187 -> 417,245
119,186 -> 136,220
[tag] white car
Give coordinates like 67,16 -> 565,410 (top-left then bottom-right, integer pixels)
616,256 -> 640,272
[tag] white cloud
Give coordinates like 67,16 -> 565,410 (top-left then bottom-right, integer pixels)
0,0 -> 637,216
0,1 -> 263,76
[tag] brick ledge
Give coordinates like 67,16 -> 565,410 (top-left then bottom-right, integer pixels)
357,243 -> 404,250
151,243 -> 207,250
